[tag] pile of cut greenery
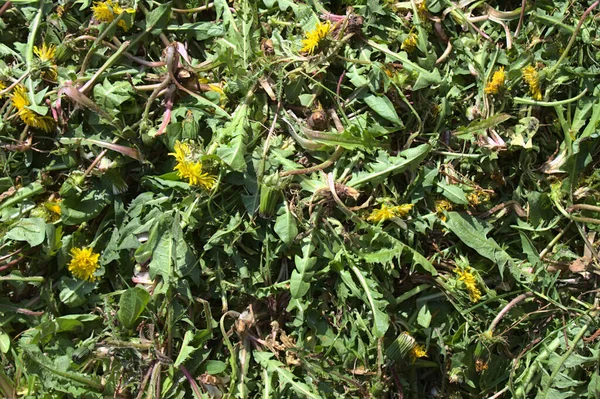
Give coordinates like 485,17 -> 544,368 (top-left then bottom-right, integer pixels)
2,0 -> 600,397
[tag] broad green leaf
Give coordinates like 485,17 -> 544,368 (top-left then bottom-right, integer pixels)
59,278 -> 96,308
61,189 -> 111,226
438,182 -> 468,205
0,331 -> 10,354
417,304 -> 432,328
144,2 -> 172,31
290,239 -> 316,298
446,212 -> 513,277
217,134 -> 247,171
274,202 -> 298,245
205,360 -> 227,374
290,254 -> 317,299
6,218 -> 46,246
364,94 -> 403,126
117,287 -> 150,330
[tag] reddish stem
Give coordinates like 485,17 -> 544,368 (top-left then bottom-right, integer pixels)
179,365 -> 203,398
0,2 -> 12,17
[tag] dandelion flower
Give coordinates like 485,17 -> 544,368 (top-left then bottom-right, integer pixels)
169,141 -> 216,190
484,67 -> 505,94
454,267 -> 482,303
367,203 -> 414,222
522,65 -> 542,100
435,199 -> 452,221
300,21 -> 331,55
33,43 -> 56,62
410,344 -> 428,360
68,247 -> 101,282
92,0 -> 136,30
34,43 -> 58,80
11,86 -> 55,132
401,33 -> 418,53
46,198 -> 62,215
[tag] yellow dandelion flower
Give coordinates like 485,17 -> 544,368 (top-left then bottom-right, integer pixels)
45,198 -> 62,215
367,203 -> 414,222
401,33 -> 418,53
11,86 -> 55,132
169,141 -> 216,190
467,192 -> 480,206
522,65 -> 542,100
454,267 -> 482,303
410,344 -> 428,360
468,189 -> 491,207
19,109 -> 55,132
33,43 -> 56,62
34,43 -> 58,79
435,199 -> 452,221
484,66 -> 505,94
175,159 -> 216,190
92,0 -> 135,30
170,140 -> 191,164
300,21 -> 331,55
92,1 -> 115,22
68,247 -> 101,282
0,80 -> 6,94
11,85 -> 30,110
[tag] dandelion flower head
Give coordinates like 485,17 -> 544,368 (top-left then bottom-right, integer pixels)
522,65 -> 542,100
300,21 -> 331,55
92,0 -> 136,30
454,266 -> 482,303
401,33 -> 418,53
34,43 -> 56,63
11,85 -> 55,132
46,198 -> 62,215
410,344 -> 428,360
484,66 -> 505,94
68,247 -> 101,282
435,199 -> 452,221
367,203 -> 414,222
169,141 -> 216,190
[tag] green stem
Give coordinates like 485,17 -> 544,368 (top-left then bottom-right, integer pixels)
0,276 -> 44,283
220,311 -> 240,398
513,88 -> 588,107
79,12 -> 126,76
